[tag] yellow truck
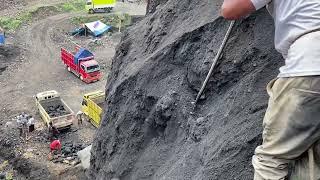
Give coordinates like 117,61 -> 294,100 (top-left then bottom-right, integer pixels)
85,0 -> 117,13
81,90 -> 105,127
35,90 -> 75,129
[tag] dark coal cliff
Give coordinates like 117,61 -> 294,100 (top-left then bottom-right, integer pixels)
89,0 -> 283,179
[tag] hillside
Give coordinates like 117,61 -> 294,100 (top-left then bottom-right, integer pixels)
89,0 -> 283,179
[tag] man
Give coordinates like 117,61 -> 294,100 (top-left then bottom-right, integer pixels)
0,27 -> 4,45
48,122 -> 59,141
16,115 -> 23,137
76,110 -> 83,126
20,113 -> 28,139
27,115 -> 35,132
221,0 -> 320,179
50,139 -> 62,154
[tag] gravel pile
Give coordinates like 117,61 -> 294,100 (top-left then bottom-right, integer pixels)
47,105 -> 68,118
51,142 -> 87,166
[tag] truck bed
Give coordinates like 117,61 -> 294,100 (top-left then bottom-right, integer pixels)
93,99 -> 104,108
40,97 -> 72,118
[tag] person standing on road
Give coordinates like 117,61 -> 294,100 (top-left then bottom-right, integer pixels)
20,113 -> 28,140
76,110 -> 83,126
221,0 -> 320,179
48,122 -> 59,141
0,27 -> 5,45
16,115 -> 23,137
27,115 -> 35,133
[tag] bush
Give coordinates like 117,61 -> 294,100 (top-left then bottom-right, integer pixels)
0,17 -> 22,31
57,0 -> 85,12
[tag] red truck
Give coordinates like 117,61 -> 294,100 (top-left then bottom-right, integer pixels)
61,46 -> 101,83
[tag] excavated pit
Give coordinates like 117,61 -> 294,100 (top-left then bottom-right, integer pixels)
89,0 -> 283,179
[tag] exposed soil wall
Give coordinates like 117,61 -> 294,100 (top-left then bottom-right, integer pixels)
89,0 -> 283,179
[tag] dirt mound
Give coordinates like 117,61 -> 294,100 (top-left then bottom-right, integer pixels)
0,46 -> 19,61
0,45 -> 20,75
30,6 -> 60,21
89,0 -> 283,179
11,157 -> 53,180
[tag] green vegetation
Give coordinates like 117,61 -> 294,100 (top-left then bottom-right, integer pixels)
56,0 -> 85,12
0,0 -> 85,32
105,13 -> 132,28
0,9 -> 36,32
0,17 -> 22,32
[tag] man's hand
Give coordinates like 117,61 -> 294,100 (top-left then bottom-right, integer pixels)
221,0 -> 256,20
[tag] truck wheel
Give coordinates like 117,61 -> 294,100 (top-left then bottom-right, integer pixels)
89,9 -> 94,14
67,66 -> 71,72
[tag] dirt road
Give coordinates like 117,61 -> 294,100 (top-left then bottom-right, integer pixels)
1,13 -> 112,116
0,12 -> 111,178
0,1 -> 146,178
0,2 -> 146,116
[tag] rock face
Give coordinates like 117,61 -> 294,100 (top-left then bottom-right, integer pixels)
146,0 -> 168,14
89,0 -> 283,179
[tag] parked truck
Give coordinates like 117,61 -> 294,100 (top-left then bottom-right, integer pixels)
81,90 -> 105,128
61,46 -> 101,83
85,0 -> 116,13
35,90 -> 75,129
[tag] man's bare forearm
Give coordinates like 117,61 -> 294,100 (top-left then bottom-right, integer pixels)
221,0 -> 256,20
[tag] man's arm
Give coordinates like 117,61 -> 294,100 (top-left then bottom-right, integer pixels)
221,0 -> 256,20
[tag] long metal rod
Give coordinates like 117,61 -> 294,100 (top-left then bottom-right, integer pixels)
309,147 -> 315,180
194,20 -> 235,104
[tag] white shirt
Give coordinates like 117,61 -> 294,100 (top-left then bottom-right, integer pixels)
77,111 -> 83,116
28,118 -> 35,126
251,0 -> 320,77
16,118 -> 22,127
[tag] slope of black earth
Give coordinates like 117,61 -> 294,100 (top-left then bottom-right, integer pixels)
89,0 -> 283,179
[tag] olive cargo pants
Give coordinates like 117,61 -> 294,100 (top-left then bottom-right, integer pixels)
252,77 -> 320,180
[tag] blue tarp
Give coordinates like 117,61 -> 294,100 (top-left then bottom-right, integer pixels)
0,34 -> 5,45
71,27 -> 86,36
74,48 -> 94,64
85,21 -> 111,37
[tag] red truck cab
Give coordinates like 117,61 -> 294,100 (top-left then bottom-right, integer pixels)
61,46 -> 101,83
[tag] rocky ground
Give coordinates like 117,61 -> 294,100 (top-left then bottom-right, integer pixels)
0,0 -> 25,11
0,1 -> 146,179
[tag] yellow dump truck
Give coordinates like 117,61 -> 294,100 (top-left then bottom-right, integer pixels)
35,90 -> 75,129
82,90 -> 105,127
85,0 -> 116,13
